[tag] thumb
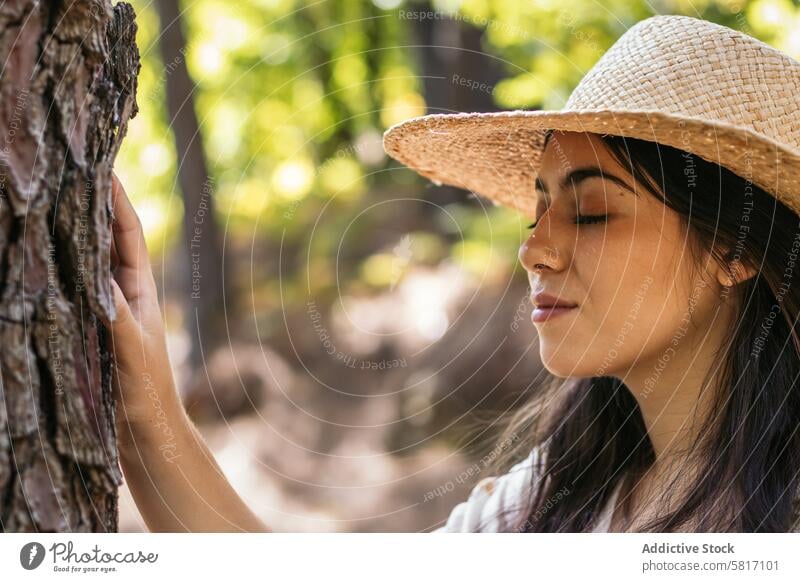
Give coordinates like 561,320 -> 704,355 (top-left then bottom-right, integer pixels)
105,278 -> 140,355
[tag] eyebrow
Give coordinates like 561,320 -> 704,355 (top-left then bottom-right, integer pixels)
534,166 -> 636,197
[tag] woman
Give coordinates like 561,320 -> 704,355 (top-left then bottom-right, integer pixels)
431,128 -> 800,533
108,14 -> 800,532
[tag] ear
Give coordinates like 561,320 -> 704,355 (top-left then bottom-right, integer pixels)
716,258 -> 758,287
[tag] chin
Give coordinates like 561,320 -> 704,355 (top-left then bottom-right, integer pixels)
539,352 -> 579,377
539,345 -> 599,378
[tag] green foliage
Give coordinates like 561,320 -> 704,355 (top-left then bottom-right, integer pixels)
117,0 -> 787,304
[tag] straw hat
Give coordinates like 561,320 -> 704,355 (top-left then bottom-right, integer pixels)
382,14 -> 800,218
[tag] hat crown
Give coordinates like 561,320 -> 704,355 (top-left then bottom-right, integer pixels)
564,15 -> 800,150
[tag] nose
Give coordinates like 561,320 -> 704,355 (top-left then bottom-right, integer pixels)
518,213 -> 567,274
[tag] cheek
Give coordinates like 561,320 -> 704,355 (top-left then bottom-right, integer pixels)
569,217 -> 693,359
581,241 -> 660,355
590,208 -> 685,297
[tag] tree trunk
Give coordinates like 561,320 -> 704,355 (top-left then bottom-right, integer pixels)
155,0 -> 226,372
0,0 -> 140,532
410,2 -> 504,210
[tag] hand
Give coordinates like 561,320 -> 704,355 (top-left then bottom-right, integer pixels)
100,174 -> 270,533
101,173 -> 186,449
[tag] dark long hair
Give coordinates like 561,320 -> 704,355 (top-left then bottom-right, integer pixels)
484,130 -> 800,532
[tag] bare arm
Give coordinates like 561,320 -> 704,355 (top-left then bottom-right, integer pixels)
117,407 -> 269,532
103,174 -> 270,532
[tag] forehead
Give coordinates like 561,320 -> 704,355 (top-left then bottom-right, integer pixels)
534,130 -> 642,200
539,131 -> 618,172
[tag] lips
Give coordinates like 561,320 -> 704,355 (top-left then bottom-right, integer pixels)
531,305 -> 577,323
530,292 -> 578,323
531,292 -> 578,309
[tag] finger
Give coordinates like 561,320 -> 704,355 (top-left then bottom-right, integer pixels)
110,173 -> 154,306
109,180 -> 119,272
105,278 -> 132,326
105,277 -> 141,362
110,223 -> 119,272
111,173 -> 147,271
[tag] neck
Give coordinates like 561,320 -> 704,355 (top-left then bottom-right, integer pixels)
618,305 -> 733,463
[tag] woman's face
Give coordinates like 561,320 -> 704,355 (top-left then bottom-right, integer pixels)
518,131 -> 729,379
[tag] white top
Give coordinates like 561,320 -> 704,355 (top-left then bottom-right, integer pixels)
433,445 -> 625,532
592,477 -> 625,532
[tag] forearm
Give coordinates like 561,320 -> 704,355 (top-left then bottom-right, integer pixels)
106,175 -> 269,533
118,410 -> 270,532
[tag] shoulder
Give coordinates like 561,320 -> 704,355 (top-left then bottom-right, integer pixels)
432,442 -> 549,533
433,441 -> 800,532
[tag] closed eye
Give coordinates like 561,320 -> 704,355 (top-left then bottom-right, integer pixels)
526,214 -> 608,230
574,214 -> 608,225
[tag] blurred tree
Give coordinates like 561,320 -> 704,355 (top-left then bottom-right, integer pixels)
410,0 -> 506,208
0,0 -> 139,531
155,0 -> 226,371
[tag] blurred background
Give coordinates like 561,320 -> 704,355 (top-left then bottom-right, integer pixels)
114,0 -> 799,531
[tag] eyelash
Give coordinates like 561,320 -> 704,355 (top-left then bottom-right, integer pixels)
526,214 -> 609,229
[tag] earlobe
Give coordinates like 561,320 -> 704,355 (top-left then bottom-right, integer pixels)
719,258 -> 757,287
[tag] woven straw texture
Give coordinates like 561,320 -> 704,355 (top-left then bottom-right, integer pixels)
383,14 -> 800,218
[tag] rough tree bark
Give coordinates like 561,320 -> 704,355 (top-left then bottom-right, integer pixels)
0,0 -> 139,532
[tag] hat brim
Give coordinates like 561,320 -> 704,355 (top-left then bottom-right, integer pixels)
382,108 -> 800,218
